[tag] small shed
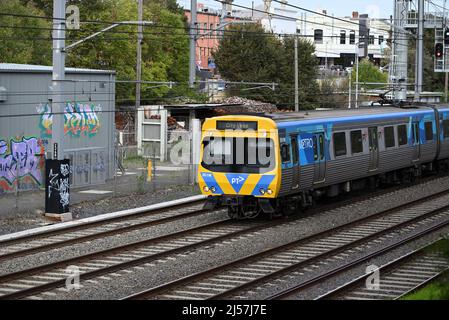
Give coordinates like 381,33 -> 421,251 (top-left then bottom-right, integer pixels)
0,63 -> 116,194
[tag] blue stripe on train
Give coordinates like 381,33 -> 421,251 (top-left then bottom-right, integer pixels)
201,172 -> 223,194
252,175 -> 275,196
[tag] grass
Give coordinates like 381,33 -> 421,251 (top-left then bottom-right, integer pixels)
401,238 -> 449,300
402,271 -> 449,300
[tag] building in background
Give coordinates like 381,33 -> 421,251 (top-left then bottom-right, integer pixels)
184,3 -> 248,72
234,3 -> 391,69
0,64 -> 116,194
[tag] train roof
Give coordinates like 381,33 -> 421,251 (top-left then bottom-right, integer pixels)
264,105 -> 449,123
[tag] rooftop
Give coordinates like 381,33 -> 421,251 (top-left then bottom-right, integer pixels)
0,63 -> 115,75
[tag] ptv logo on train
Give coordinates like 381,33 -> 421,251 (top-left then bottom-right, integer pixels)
226,174 -> 249,193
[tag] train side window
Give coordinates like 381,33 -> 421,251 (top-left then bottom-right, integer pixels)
443,119 -> 449,139
384,126 -> 395,148
319,134 -> 325,160
281,143 -> 291,163
425,122 -> 433,141
291,137 -> 299,164
398,125 -> 407,146
313,136 -> 318,161
350,130 -> 363,154
333,132 -> 347,157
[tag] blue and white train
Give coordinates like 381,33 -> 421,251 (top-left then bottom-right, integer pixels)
198,106 -> 449,219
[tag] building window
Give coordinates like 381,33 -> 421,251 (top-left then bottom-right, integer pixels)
210,23 -> 214,36
384,126 -> 395,148
340,30 -> 346,45
425,122 -> 433,141
379,35 -> 384,45
333,132 -> 347,157
350,130 -> 363,154
349,31 -> 355,44
398,125 -> 408,146
314,29 -> 323,44
369,35 -> 375,45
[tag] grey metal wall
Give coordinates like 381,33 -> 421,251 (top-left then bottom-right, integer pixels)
0,67 -> 115,194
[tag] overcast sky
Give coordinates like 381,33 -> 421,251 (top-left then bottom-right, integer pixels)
178,0 -> 395,18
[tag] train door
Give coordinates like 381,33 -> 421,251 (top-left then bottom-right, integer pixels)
411,121 -> 420,162
290,135 -> 300,190
313,132 -> 326,183
368,127 -> 379,171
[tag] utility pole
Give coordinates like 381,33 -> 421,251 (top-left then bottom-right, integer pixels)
189,0 -> 197,88
355,43 -> 360,108
294,35 -> 299,112
136,0 -> 143,110
52,0 -> 66,160
444,0 -> 448,103
414,0 -> 424,102
348,69 -> 352,109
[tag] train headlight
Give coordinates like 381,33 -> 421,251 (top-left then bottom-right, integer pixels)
267,189 -> 273,195
259,188 -> 266,195
203,186 -> 210,192
210,186 -> 216,193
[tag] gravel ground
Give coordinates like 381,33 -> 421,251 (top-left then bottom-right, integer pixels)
18,175 -> 449,300
0,184 -> 199,236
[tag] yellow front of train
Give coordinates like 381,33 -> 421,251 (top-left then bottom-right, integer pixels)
198,116 -> 281,218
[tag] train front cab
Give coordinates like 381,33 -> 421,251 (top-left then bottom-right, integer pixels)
198,116 -> 281,219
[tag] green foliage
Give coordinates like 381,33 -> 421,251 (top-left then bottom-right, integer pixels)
350,58 -> 388,89
3,0 -> 192,105
0,0 -> 52,65
213,24 -> 320,109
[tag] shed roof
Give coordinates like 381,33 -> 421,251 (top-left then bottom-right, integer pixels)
0,63 -> 115,75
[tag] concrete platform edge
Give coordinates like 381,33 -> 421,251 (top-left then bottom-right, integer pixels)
0,194 -> 206,243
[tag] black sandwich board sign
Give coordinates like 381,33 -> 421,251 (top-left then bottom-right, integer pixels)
45,159 -> 70,214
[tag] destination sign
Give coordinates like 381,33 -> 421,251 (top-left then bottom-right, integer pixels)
216,121 -> 258,131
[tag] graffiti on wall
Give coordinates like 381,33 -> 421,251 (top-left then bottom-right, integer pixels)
0,137 -> 45,193
37,102 -> 101,138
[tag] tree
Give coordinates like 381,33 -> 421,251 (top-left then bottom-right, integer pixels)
276,36 -> 320,109
213,23 -> 284,103
0,0 -> 51,65
351,58 -> 388,89
13,0 -> 193,104
213,24 -> 320,109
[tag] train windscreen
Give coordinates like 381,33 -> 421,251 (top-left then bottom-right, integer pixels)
201,137 -> 275,174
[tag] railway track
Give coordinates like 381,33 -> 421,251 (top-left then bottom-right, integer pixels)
315,242 -> 449,300
0,180 -> 442,300
1,173 -> 445,265
123,190 -> 449,300
1,176 -> 449,300
0,198 -> 210,262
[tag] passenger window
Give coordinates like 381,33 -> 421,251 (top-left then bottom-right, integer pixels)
333,132 -> 347,157
384,126 -> 395,148
319,134 -> 325,160
281,144 -> 291,163
425,122 -> 433,141
398,125 -> 407,146
291,137 -> 299,164
443,120 -> 449,139
350,130 -> 363,154
313,136 -> 318,161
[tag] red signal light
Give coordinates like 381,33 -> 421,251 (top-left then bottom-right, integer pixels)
436,43 -> 444,58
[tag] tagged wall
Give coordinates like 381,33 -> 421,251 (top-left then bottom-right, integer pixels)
0,136 -> 45,194
0,63 -> 116,195
37,102 -> 102,138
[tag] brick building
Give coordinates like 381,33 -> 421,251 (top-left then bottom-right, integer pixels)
184,4 -> 245,71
